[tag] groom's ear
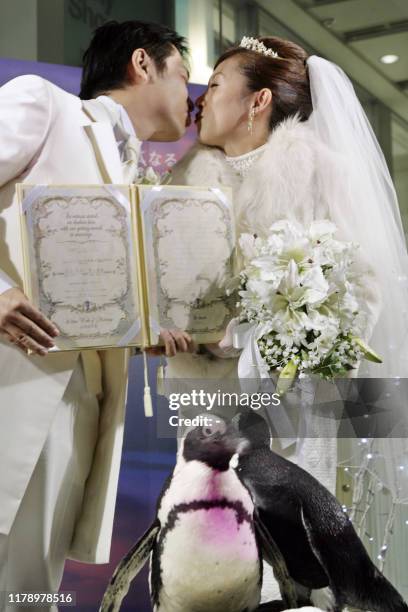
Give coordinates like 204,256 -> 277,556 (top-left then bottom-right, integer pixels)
128,48 -> 155,85
254,88 -> 272,114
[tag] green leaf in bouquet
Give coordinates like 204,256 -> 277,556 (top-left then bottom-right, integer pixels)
313,362 -> 341,379
312,359 -> 333,377
276,359 -> 298,396
352,337 -> 383,363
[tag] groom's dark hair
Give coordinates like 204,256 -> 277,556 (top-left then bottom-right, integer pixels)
79,20 -> 188,99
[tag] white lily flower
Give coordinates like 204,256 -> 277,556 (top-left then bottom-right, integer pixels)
300,266 -> 330,305
251,255 -> 286,285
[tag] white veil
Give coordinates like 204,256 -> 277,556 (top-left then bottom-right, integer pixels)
307,60 -> 408,589
307,55 -> 408,377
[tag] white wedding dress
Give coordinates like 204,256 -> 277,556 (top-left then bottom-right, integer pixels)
167,115 -> 383,605
169,113 -> 381,485
161,52 -> 408,606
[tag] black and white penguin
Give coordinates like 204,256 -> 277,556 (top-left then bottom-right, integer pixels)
99,417 -> 264,612
234,410 -> 408,612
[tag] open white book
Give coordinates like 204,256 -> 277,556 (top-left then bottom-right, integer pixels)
17,184 -> 236,351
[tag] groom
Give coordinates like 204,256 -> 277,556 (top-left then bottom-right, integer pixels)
0,19 -> 193,608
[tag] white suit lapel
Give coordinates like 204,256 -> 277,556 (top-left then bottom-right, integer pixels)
81,100 -> 124,183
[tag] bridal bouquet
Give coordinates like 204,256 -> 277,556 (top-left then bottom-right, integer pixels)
232,220 -> 381,392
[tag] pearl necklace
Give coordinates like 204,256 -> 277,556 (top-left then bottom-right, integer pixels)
225,142 -> 268,178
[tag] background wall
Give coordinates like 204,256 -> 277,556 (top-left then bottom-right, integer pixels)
0,0 -> 174,66
64,0 -> 174,66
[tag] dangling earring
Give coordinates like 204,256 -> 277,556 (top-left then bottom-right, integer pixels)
247,106 -> 255,133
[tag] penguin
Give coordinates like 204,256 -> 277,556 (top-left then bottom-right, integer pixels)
233,410 -> 408,612
100,416 -> 266,612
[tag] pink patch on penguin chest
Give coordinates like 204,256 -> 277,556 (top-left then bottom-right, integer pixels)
207,505 -> 238,536
200,507 -> 257,562
197,473 -> 257,561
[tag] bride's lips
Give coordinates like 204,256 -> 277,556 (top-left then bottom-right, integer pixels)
194,112 -> 202,124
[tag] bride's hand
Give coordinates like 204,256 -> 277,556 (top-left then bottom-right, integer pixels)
144,328 -> 198,357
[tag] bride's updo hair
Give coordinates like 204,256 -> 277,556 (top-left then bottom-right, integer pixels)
215,36 -> 312,130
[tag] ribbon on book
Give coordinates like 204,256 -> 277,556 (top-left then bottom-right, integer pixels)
104,185 -> 131,212
139,185 -> 163,215
209,187 -> 231,210
117,319 -> 142,347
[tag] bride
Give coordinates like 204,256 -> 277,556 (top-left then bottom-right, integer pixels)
163,35 -> 408,603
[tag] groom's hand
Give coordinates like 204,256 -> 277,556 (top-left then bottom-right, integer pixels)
0,288 -> 59,355
144,328 -> 197,357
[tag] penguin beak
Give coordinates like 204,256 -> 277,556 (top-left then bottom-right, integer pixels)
222,422 -> 250,456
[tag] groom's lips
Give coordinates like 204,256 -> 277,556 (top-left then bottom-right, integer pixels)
186,113 -> 192,127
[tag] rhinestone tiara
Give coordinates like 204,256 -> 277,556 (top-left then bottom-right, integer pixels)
240,36 -> 280,59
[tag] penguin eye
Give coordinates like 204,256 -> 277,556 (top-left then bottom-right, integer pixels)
201,419 -> 227,438
202,426 -> 214,437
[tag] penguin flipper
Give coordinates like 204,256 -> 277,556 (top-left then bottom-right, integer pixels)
99,520 -> 160,612
254,510 -> 298,609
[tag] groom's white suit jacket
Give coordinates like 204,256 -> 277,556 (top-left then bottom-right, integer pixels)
0,75 -> 132,563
